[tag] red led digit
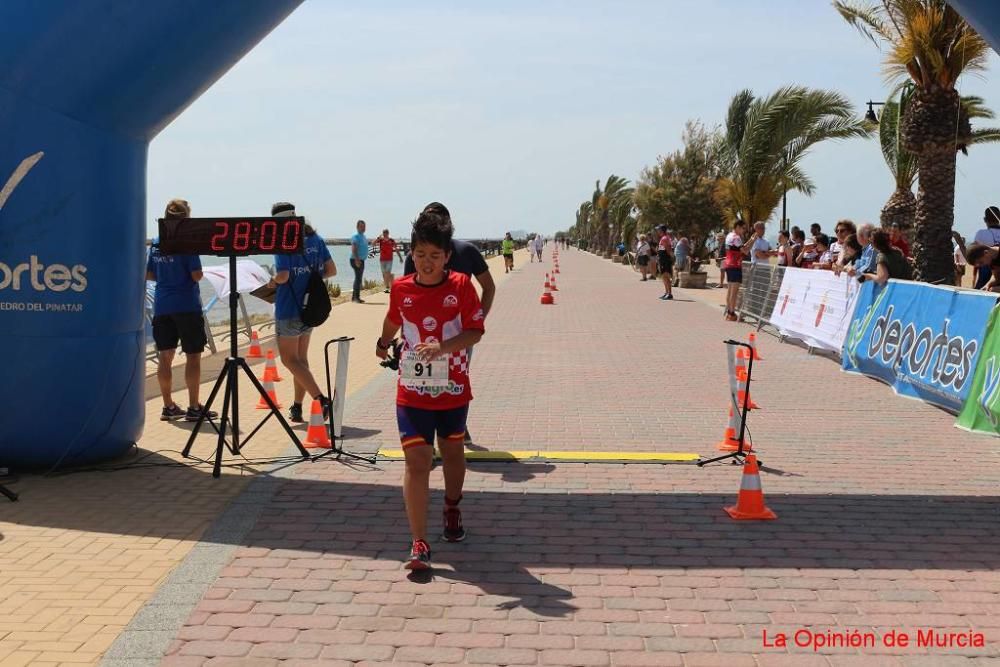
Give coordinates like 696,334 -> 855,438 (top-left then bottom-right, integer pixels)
233,221 -> 251,251
209,221 -> 229,251
280,220 -> 300,250
259,220 -> 277,250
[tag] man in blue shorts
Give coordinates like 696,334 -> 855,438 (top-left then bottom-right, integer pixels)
376,209 -> 486,570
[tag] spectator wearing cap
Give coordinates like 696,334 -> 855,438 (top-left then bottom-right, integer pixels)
797,237 -> 819,269
973,206 -> 1000,288
889,222 -> 911,259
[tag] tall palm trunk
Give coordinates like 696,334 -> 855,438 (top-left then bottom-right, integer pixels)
902,87 -> 969,284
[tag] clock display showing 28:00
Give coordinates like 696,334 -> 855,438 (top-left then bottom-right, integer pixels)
209,219 -> 302,254
157,217 -> 306,257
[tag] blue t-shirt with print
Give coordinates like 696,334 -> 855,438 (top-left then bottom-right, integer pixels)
146,242 -> 202,316
351,231 -> 369,263
274,233 -> 332,321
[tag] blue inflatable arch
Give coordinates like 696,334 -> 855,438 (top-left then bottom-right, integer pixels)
0,0 -> 302,468
0,0 -> 996,468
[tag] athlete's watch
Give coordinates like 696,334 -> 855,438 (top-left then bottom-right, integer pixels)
376,338 -> 391,351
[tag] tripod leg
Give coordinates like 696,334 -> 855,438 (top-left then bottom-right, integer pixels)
0,483 -> 18,501
238,360 -> 310,458
213,365 -> 234,479
230,362 -> 241,455
183,358 -> 229,458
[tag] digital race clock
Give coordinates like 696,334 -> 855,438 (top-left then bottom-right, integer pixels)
157,217 -> 306,256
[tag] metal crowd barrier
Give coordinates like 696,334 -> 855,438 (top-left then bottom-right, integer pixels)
737,261 -> 785,334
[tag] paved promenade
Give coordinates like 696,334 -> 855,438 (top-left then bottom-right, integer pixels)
5,246 -> 1000,666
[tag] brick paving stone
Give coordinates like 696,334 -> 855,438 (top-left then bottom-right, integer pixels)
139,251 -> 1000,667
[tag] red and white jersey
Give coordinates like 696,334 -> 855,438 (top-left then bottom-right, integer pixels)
387,271 -> 485,409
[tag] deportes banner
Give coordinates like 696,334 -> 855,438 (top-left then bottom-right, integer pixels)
842,280 -> 997,413
769,267 -> 861,353
956,306 -> 1000,436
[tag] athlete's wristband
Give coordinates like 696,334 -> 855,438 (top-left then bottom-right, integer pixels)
376,338 -> 391,351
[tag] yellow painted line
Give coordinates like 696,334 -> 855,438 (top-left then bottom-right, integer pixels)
542,451 -> 700,462
377,449 -> 699,462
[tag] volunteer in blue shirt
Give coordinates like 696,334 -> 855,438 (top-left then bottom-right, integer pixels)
264,202 -> 337,423
146,199 -> 216,422
350,219 -> 369,303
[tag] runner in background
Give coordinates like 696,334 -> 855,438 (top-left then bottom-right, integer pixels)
377,228 -> 405,293
502,232 -> 515,273
376,209 -> 485,570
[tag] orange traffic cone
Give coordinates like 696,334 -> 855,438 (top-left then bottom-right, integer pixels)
255,379 -> 282,409
549,274 -> 558,291
724,454 -> 776,520
717,403 -> 752,452
554,263 -> 560,274
544,273 -> 552,290
737,332 -> 763,361
733,356 -> 759,410
247,331 -> 264,359
540,281 -> 555,305
304,399 -> 332,449
260,350 -> 283,382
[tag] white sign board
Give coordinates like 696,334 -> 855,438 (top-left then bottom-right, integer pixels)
769,267 -> 861,353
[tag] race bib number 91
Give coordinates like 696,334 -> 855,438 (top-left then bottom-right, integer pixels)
400,350 -> 449,388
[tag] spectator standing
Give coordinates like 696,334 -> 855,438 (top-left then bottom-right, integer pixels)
377,228 -> 405,293
889,222 -> 911,258
350,219 -> 369,303
635,234 -> 651,281
830,220 -> 856,264
776,230 -> 794,267
655,225 -> 674,300
146,198 -> 216,422
714,231 -> 727,288
973,207 -> 1000,288
864,229 -> 912,285
798,237 -> 819,269
953,231 -> 968,287
749,222 -> 771,265
839,233 -> 863,268
810,223 -> 822,238
267,202 -> 338,423
815,234 -> 833,269
674,237 -> 691,275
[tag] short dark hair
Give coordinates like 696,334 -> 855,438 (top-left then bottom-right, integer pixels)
810,223 -> 821,232
967,242 -> 992,265
792,229 -> 805,242
844,233 -> 862,255
986,206 -> 1000,226
422,202 -> 451,221
411,210 -> 453,251
836,219 -> 856,234
271,201 -> 295,216
815,233 -> 830,248
871,229 -> 893,254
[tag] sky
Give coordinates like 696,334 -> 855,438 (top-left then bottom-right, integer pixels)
147,0 -> 1000,242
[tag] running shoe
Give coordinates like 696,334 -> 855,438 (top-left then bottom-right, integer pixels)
664,294 -> 674,300
288,403 -> 304,423
442,505 -> 467,543
405,539 -> 432,570
160,404 -> 186,421
185,404 -> 219,422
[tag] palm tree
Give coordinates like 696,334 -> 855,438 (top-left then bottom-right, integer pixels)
877,86 -> 918,229
716,86 -> 871,227
877,89 -> 1000,230
835,0 -> 990,283
591,175 -> 633,255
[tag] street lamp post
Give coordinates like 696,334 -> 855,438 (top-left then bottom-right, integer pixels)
865,100 -> 886,124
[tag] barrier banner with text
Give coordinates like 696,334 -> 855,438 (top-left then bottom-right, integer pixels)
956,306 -> 1000,436
768,267 -> 861,353
842,280 -> 996,413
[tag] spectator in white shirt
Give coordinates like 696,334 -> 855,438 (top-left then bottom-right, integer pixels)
973,207 -> 1000,288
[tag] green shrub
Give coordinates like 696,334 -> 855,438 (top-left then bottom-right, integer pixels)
326,283 -> 342,298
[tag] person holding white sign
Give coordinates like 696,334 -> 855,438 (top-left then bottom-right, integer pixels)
376,209 -> 486,571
